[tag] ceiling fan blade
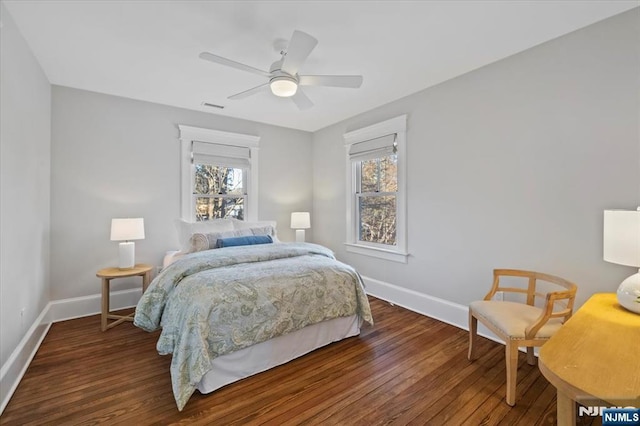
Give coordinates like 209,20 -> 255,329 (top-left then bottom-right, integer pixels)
291,89 -> 314,110
281,30 -> 318,76
199,52 -> 271,78
228,83 -> 270,100
299,75 -> 363,88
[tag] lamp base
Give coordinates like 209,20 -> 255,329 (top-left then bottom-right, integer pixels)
118,241 -> 135,270
617,271 -> 640,314
295,229 -> 306,243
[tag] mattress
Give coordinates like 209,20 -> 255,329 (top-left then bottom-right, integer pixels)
197,314 -> 361,393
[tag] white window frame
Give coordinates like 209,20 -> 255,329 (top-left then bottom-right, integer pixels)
344,115 -> 408,263
179,125 -> 260,222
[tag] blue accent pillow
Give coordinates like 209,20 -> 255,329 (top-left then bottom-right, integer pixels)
215,235 -> 273,248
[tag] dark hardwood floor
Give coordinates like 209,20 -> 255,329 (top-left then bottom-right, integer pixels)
1,297 -> 595,425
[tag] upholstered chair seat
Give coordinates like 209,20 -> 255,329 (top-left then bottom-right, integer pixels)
469,301 -> 564,339
468,269 -> 577,406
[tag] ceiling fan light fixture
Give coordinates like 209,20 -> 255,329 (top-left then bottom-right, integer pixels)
270,76 -> 298,97
200,30 -> 362,110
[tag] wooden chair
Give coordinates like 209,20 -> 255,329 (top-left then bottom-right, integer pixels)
468,269 -> 577,406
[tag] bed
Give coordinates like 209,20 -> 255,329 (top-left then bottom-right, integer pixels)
133,220 -> 373,411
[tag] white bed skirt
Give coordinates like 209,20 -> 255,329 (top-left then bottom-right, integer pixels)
197,314 -> 361,394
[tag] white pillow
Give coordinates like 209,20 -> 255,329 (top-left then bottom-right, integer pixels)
230,219 -> 278,240
191,229 -> 252,252
175,219 -> 234,253
191,226 -> 278,252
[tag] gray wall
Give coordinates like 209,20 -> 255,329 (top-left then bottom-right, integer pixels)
2,4 -> 638,371
312,9 -> 640,309
51,86 -> 312,300
0,3 -> 51,367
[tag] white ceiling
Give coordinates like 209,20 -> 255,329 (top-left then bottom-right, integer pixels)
3,1 -> 638,132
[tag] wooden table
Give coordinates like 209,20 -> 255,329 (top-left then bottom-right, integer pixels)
539,293 -> 640,425
96,264 -> 152,331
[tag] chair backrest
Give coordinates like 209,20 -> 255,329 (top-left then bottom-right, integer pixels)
484,269 -> 578,338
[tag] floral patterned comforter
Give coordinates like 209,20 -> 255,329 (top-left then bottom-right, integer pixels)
133,242 -> 373,410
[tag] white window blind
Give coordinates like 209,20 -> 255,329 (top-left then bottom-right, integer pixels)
348,134 -> 397,162
192,141 -> 250,168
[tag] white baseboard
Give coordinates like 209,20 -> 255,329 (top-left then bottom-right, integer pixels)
0,288 -> 142,415
362,275 -> 504,345
0,303 -> 51,415
49,288 -> 142,322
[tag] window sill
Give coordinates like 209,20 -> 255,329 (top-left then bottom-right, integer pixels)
344,243 -> 409,263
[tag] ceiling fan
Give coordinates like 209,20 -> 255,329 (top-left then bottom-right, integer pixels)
199,30 -> 363,110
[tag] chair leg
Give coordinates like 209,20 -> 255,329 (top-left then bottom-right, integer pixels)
468,311 -> 478,361
526,347 -> 536,366
505,341 -> 519,406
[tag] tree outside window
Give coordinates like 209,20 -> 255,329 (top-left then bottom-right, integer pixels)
194,164 -> 245,221
357,154 -> 397,246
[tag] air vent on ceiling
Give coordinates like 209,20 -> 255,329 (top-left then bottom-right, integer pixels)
201,102 -> 225,109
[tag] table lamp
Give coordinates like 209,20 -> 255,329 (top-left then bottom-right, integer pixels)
291,212 -> 310,242
110,218 -> 145,269
603,208 -> 640,314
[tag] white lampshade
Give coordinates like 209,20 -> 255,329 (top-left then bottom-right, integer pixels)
110,218 -> 145,241
604,210 -> 640,267
270,76 -> 298,97
291,212 -> 310,243
110,218 -> 145,269
291,212 -> 310,229
604,209 -> 640,315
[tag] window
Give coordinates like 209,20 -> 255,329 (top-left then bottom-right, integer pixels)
344,115 -> 407,263
356,150 -> 397,245
179,125 -> 260,222
192,141 -> 248,221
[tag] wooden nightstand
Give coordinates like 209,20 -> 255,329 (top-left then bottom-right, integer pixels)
96,264 -> 153,331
